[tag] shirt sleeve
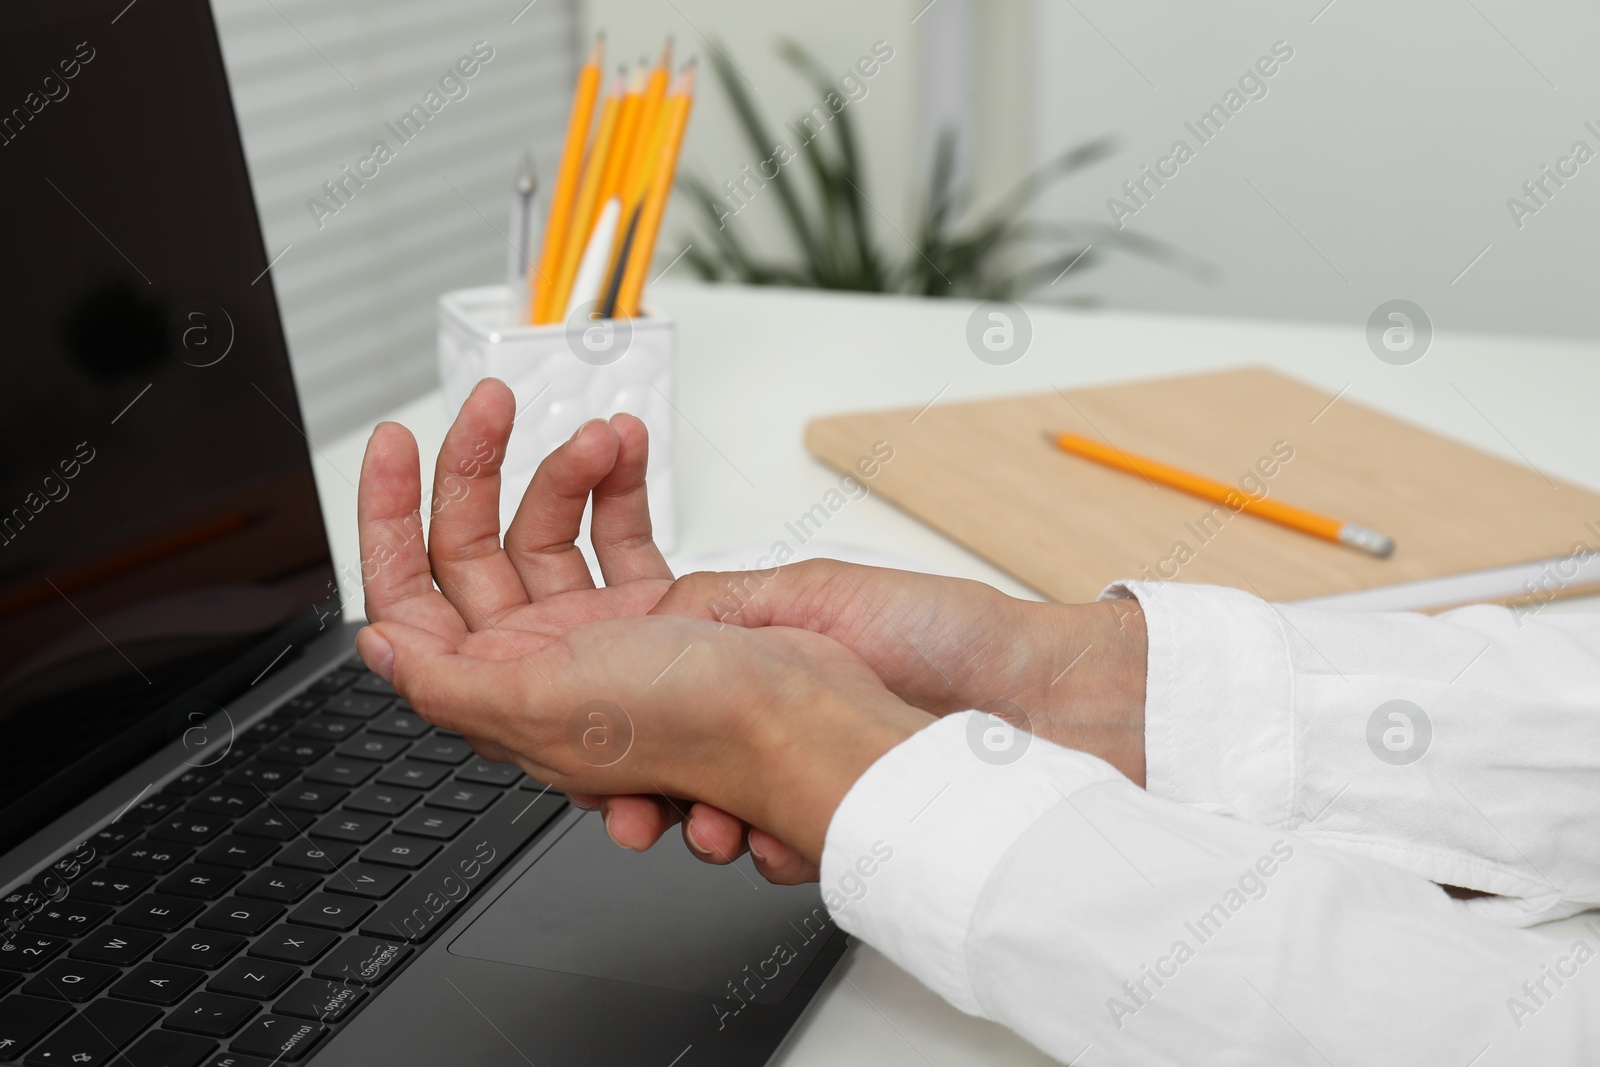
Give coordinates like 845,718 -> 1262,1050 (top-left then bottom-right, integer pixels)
1100,580 -> 1600,926
821,713 -> 1600,1066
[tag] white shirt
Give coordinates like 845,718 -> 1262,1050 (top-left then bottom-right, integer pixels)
820,581 -> 1600,1065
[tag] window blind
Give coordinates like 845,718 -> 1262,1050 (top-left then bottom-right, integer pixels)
212,0 -> 579,443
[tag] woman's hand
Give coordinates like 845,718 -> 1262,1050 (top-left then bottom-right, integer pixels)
356,605 -> 932,863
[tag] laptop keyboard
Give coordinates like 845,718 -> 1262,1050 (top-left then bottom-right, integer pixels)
0,654 -> 568,1066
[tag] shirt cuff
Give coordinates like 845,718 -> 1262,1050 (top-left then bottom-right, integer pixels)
1099,580 -> 1297,825
818,711 -> 1123,1015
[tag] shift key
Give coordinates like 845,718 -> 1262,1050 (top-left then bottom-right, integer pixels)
359,791 -> 565,943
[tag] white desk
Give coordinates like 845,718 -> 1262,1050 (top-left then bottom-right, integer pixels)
314,283 -> 1600,1066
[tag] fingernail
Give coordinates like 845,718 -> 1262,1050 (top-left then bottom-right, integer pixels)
358,627 -> 394,683
686,825 -> 712,857
569,798 -> 599,811
570,417 -> 606,443
602,810 -> 629,850
748,840 -> 768,863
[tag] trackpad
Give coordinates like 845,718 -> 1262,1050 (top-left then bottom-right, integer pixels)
449,814 -> 836,1002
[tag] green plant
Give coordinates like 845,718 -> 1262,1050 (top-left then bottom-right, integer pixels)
678,39 -> 1208,302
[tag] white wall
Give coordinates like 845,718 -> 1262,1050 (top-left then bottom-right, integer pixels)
1029,0 -> 1600,340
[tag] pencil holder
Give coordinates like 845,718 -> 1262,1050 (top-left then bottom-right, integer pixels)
437,285 -> 675,551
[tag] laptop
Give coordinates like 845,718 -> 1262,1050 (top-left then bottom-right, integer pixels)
0,3 -> 844,1064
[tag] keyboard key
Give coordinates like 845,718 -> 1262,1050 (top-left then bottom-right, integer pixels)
195,900 -> 282,937
374,762 -> 448,790
198,1054 -> 271,1067
119,1028 -> 218,1066
362,791 -> 566,944
146,818 -> 226,848
69,926 -> 161,967
310,936 -> 410,987
308,670 -> 356,697
392,808 -> 470,841
118,895 -> 202,933
248,926 -> 337,967
308,812 -> 386,845
324,864 -> 408,900
455,759 -> 523,787
206,959 -> 297,1000
424,784 -> 497,814
186,789 -> 260,819
0,935 -> 67,972
45,851 -> 94,886
300,758 -> 376,789
162,768 -> 224,797
347,672 -> 396,697
407,737 -> 471,765
109,841 -> 193,874
228,1015 -> 324,1062
23,998 -> 158,1066
155,931 -> 247,970
365,711 -> 429,739
0,973 -> 16,997
111,963 -> 205,1005
335,735 -> 408,763
222,764 -> 296,792
272,841 -> 355,873
22,960 -> 118,1001
196,837 -> 278,871
320,692 -> 391,719
269,785 -> 347,814
289,717 -> 359,744
258,741 -> 329,767
235,870 -> 317,905
71,872 -> 153,906
165,992 -> 258,1038
232,811 -> 313,842
286,894 -> 372,932
359,836 -> 439,870
273,979 -> 364,1024
0,993 -> 72,1057
274,695 -> 325,721
90,826 -> 138,852
157,866 -> 243,901
120,795 -> 183,828
24,902 -> 111,938
342,785 -> 421,818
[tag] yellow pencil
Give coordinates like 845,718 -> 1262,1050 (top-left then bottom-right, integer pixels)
530,34 -> 604,324
615,63 -> 695,319
544,71 -> 624,322
1048,431 -> 1395,557
597,64 -> 648,208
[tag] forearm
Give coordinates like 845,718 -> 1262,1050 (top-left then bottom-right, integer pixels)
823,714 -> 1600,1065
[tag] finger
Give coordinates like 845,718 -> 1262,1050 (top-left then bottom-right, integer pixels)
358,423 -> 468,640
600,794 -> 685,851
590,413 -> 672,586
748,828 -> 820,885
683,803 -> 748,865
650,558 -> 848,628
427,379 -> 531,629
504,419 -> 621,599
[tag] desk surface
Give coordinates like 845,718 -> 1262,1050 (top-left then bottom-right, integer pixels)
314,283 -> 1600,1066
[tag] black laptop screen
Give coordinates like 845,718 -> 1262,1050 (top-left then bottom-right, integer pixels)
0,0 -> 337,848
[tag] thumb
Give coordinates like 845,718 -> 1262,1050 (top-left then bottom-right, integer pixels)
651,568 -> 789,628
359,620 -> 526,740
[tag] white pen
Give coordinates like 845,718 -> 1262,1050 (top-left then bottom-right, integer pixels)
565,196 -> 622,321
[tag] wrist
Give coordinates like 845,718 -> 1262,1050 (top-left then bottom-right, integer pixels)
749,689 -> 934,864
997,597 -> 1148,785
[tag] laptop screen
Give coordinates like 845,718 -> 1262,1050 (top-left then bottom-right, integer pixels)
0,0 -> 337,850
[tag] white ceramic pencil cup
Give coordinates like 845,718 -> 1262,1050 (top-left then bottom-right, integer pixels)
437,285 -> 675,553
